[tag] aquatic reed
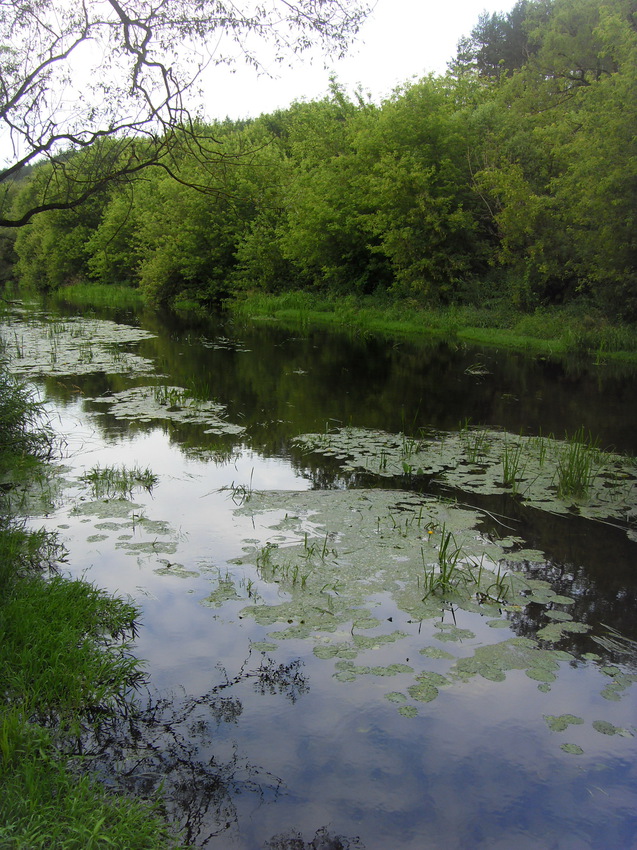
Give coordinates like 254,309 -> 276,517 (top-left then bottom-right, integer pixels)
555,427 -> 600,499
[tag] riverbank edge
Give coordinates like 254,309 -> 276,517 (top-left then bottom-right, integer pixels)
22,283 -> 637,364
221,292 -> 637,363
0,372 -> 186,848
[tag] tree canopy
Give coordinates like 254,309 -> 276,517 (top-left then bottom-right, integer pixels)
6,0 -> 637,321
0,0 -> 371,226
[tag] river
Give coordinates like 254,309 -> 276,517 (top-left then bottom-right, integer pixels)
2,297 -> 637,849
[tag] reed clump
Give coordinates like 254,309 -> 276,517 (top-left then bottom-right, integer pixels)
555,427 -> 600,500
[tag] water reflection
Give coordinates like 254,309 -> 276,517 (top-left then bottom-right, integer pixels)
87,653 -> 308,847
3,299 -> 637,849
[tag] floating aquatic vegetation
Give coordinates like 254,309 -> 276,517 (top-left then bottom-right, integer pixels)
544,714 -> 585,732
196,334 -> 251,353
561,743 -> 584,755
154,560 -> 200,579
85,385 -> 245,435
592,720 -> 633,737
599,665 -> 637,701
70,497 -> 143,520
201,575 -> 243,607
0,312 -> 157,376
293,426 -> 637,534
408,671 -> 449,702
228,489 -> 637,728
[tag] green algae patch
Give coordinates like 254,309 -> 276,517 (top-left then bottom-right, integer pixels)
234,489 -> 532,638
385,691 -> 408,704
71,498 -> 143,519
294,426 -> 637,537
599,667 -> 637,702
314,644 -> 358,660
230,488 -> 599,711
251,641 -> 279,653
227,488 -> 634,723
452,637 -> 570,685
537,621 -> 591,642
434,623 -> 476,643
354,632 -> 408,651
544,610 -> 573,621
200,577 -> 245,606
85,385 -> 245,435
419,646 -> 455,660
332,660 -> 414,681
408,672 -> 449,702
154,560 -> 199,579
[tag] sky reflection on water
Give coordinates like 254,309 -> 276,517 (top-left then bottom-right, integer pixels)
3,302 -> 637,849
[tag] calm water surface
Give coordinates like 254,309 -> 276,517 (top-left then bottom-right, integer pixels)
3,300 -> 637,849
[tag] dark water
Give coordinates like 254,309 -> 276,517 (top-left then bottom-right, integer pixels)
4,301 -> 637,849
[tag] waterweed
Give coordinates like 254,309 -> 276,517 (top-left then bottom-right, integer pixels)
555,427 -> 600,499
421,523 -> 464,598
80,464 -> 158,500
501,439 -> 525,491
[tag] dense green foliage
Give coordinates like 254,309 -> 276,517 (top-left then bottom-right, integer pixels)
0,371 -> 185,848
7,0 -> 637,321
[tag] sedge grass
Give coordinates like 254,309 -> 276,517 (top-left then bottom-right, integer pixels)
421,524 -> 465,598
50,283 -> 146,311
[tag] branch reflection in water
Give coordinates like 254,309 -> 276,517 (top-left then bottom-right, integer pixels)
82,653 -> 309,846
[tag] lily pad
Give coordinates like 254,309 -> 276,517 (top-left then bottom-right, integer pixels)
561,743 -> 584,755
544,714 -> 585,732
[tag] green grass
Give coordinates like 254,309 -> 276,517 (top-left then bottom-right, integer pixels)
226,291 -> 637,361
0,369 -> 55,466
0,706 -> 182,849
50,283 -> 146,311
421,524 -> 463,598
0,518 -> 186,848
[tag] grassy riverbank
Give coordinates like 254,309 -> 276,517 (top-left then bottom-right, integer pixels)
0,370 -> 185,849
224,291 -> 637,363
21,282 -> 637,363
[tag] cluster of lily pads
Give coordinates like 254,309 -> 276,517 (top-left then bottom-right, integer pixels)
293,425 -> 637,536
0,311 -> 157,377
0,307 -> 245,440
84,385 -> 245,436
226,489 -> 637,735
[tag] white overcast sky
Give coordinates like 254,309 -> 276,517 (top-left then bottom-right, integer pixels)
203,0 -> 517,120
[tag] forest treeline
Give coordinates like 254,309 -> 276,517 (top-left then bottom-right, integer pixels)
5,0 -> 637,320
